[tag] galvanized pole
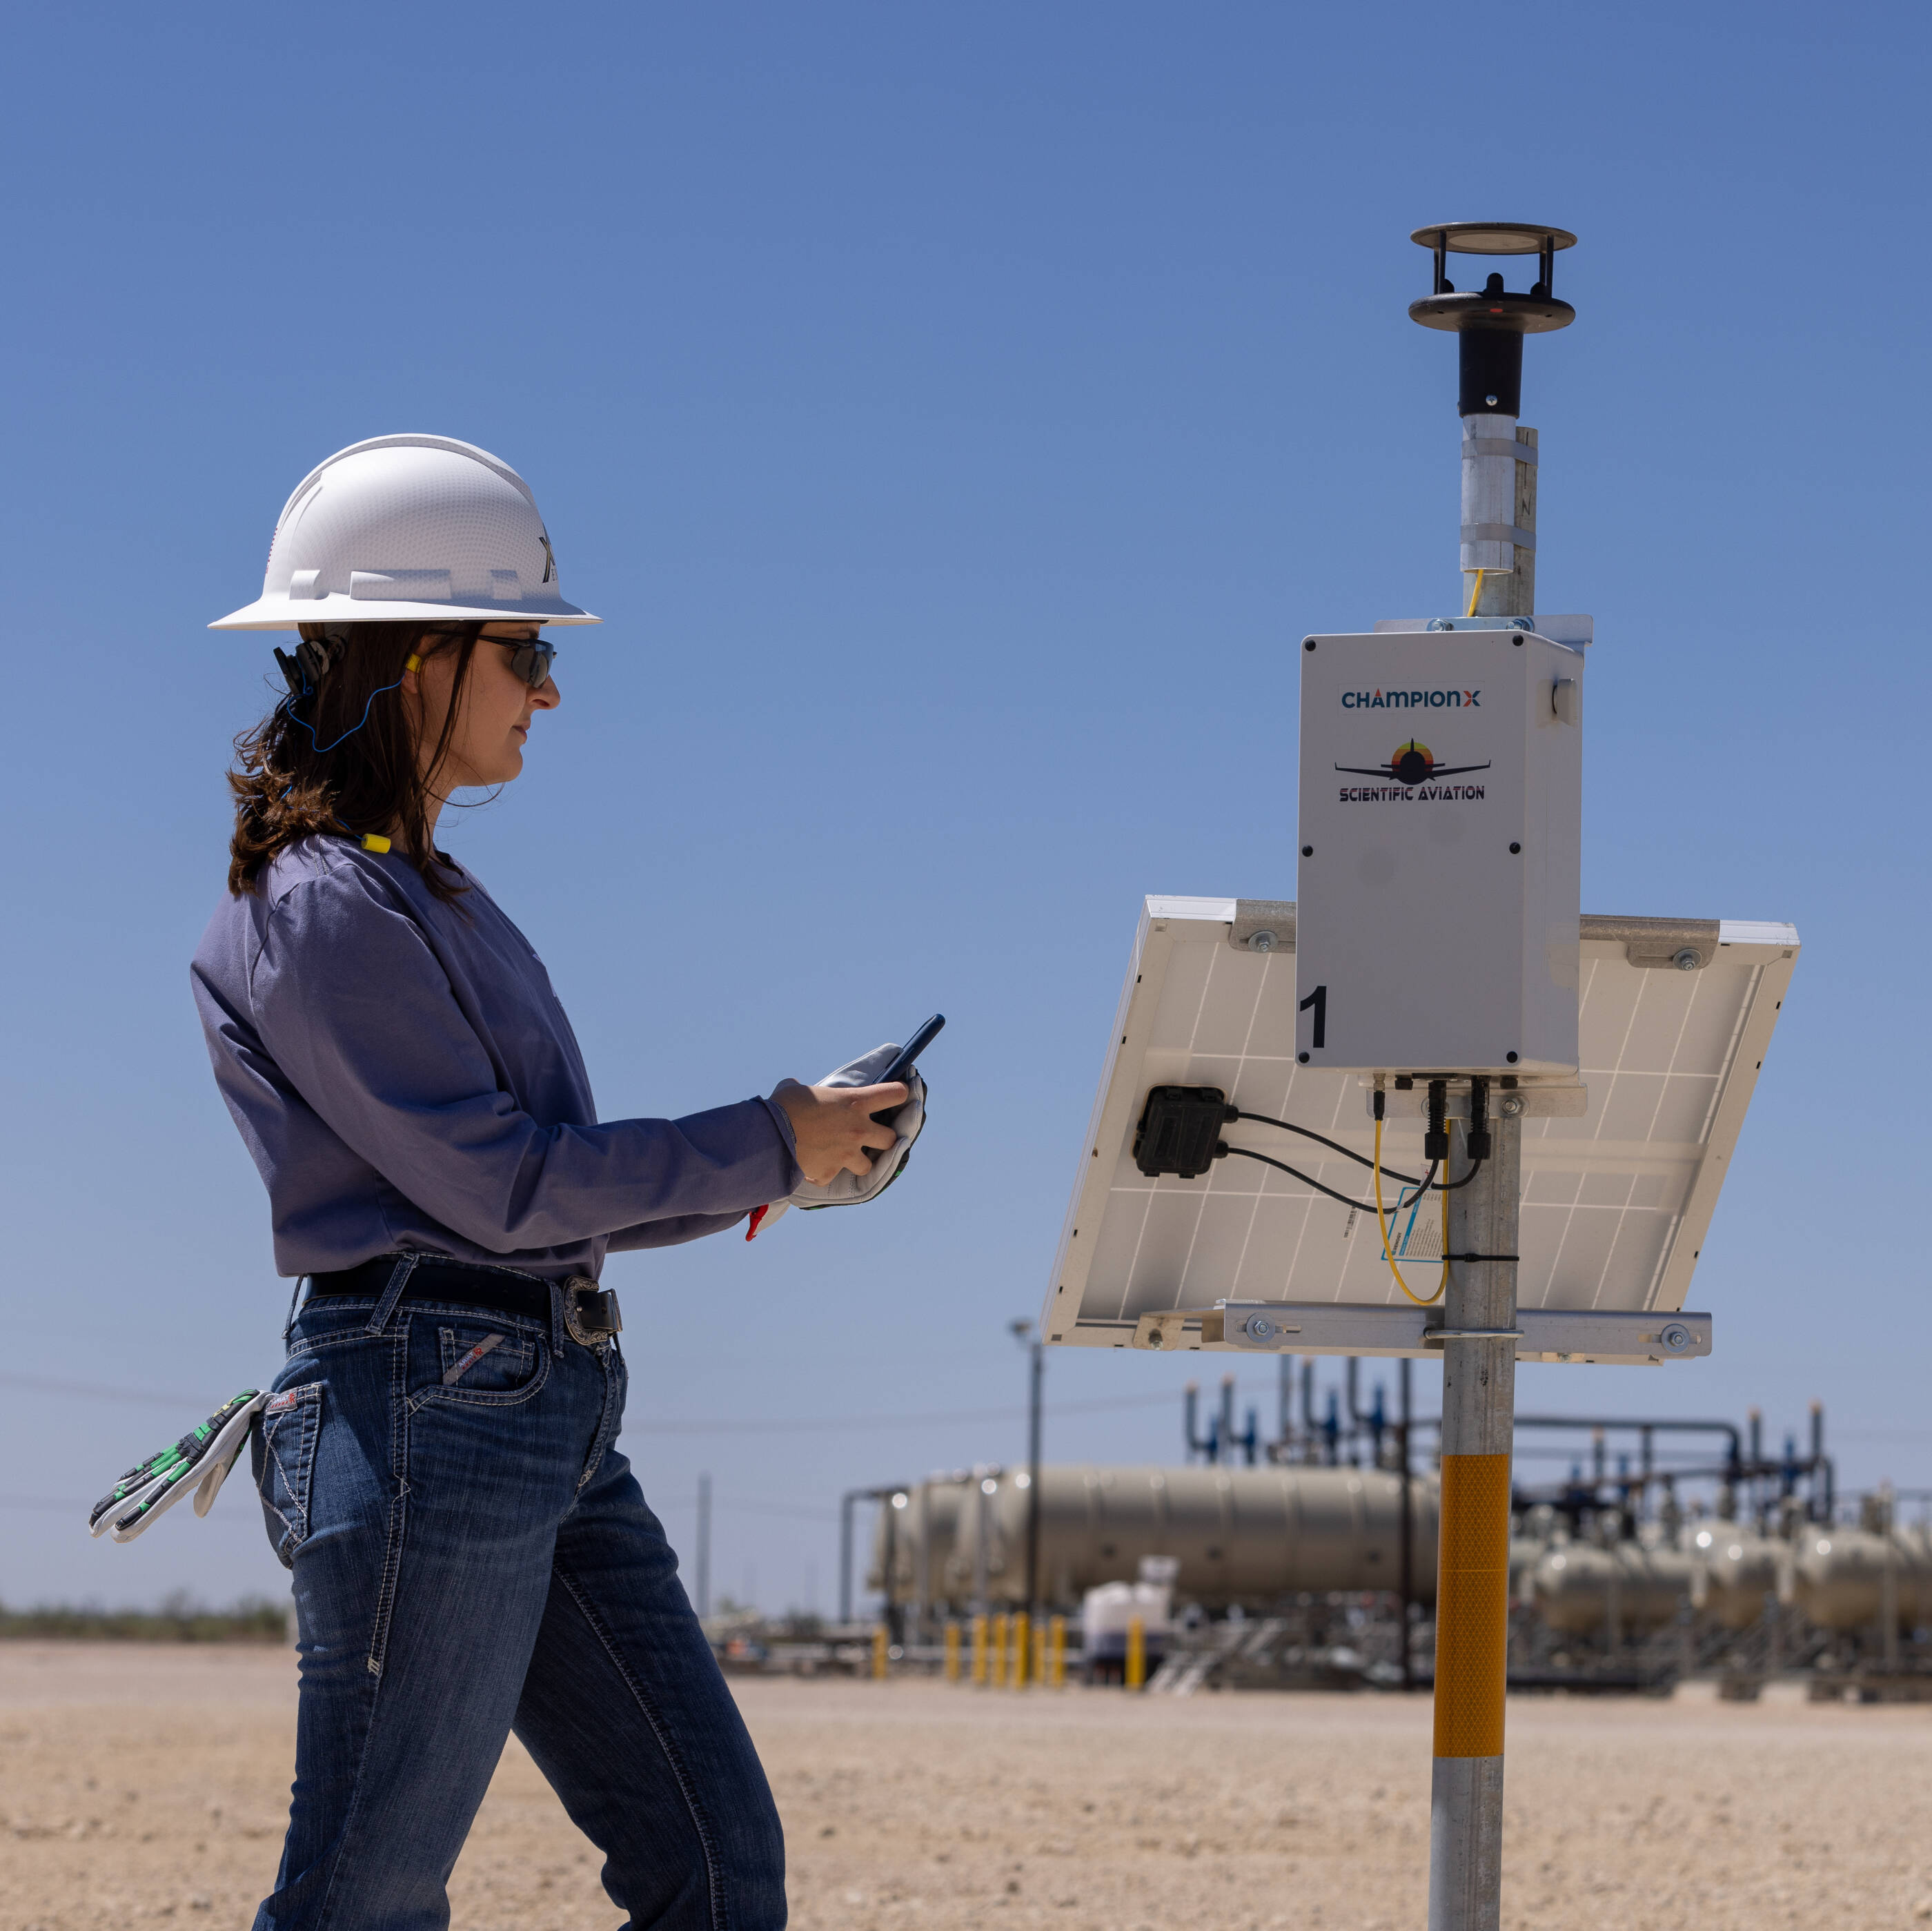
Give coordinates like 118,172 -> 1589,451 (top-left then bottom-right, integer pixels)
696,1471 -> 712,1620
1025,1335 -> 1044,1616
1429,1093 -> 1522,1931
1431,406 -> 1534,1930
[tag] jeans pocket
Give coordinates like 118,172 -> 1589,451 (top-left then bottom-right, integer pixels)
253,1382 -> 323,1569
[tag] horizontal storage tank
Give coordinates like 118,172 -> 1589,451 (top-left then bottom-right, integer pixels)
867,1478 -> 968,1606
921,1463 -> 1438,1611
1791,1526 -> 1932,1633
1686,1525 -> 1785,1630
1522,1539 -> 1693,1636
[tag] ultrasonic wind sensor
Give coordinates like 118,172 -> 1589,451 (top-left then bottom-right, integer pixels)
1410,223 -> 1578,589
1408,222 -> 1577,418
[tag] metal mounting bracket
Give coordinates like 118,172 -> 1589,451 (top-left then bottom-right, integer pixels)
1130,1302 -> 1711,1364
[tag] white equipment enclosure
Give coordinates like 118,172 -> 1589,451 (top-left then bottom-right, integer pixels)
1040,896 -> 1796,1362
1297,624 -> 1582,1075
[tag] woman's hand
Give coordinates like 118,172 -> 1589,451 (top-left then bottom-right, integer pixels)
770,1079 -> 909,1186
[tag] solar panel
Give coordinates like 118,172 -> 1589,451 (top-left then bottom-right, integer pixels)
1041,899 -> 1797,1355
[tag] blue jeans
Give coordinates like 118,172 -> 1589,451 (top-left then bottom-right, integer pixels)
249,1266 -> 785,1930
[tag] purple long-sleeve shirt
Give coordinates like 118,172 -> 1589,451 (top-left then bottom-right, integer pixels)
191,836 -> 800,1280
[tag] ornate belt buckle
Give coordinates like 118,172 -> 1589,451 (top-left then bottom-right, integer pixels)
564,1276 -> 622,1348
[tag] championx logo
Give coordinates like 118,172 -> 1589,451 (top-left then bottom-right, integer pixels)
1341,687 -> 1479,709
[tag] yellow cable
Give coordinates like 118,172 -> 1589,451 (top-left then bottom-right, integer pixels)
1463,569 -> 1486,618
1374,1114 -> 1447,1306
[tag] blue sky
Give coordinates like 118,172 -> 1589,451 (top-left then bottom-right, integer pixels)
3,2 -> 1929,1611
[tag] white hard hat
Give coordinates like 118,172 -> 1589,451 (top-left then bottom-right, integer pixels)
210,433 -> 600,630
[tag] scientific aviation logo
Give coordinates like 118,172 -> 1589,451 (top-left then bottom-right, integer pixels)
1335,739 -> 1492,786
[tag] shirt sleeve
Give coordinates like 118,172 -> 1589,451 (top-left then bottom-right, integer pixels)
248,868 -> 800,1253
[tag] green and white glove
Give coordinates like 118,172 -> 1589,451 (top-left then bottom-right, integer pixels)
87,1390 -> 268,1543
747,1042 -> 928,1239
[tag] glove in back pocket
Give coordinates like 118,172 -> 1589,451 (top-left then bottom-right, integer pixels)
253,1382 -> 322,1570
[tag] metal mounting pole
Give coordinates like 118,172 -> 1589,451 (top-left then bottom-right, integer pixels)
1432,429 -> 1533,1930
1429,1100 -> 1522,1931
696,1471 -> 712,1620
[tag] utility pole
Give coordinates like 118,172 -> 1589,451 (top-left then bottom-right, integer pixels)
1011,1318 -> 1044,1615
1409,221 -> 1574,1931
696,1471 -> 712,1620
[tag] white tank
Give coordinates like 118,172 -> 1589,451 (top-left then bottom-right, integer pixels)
866,1478 -> 967,1605
927,1462 -> 1439,1611
1686,1525 -> 1786,1629
1791,1525 -> 1932,1632
1524,1536 -> 1693,1636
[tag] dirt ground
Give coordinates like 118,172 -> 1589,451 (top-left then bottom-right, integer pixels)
6,1643 -> 1932,1930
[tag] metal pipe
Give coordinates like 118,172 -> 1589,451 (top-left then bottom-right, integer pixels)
1219,1374 -> 1236,1469
696,1471 -> 712,1620
1301,1359 -> 1316,1462
1429,1096 -> 1521,1931
1400,1355 -> 1415,1692
839,1489 -> 858,1625
1512,1415 -> 1743,1475
1025,1334 -> 1044,1614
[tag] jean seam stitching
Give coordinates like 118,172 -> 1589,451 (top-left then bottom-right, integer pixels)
363,1320 -> 411,1678
553,1563 -> 731,1930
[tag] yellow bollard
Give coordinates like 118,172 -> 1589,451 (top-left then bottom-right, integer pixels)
871,1625 -> 888,1680
971,1613 -> 989,1686
1012,1611 -> 1031,1689
945,1621 -> 962,1685
1034,1618 -> 1049,1688
1049,1615 -> 1066,1688
1125,1614 -> 1145,1691
991,1613 -> 1009,1688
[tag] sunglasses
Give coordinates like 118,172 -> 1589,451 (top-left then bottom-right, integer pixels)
419,629 -> 558,689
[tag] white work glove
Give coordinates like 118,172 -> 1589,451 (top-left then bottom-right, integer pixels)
748,1043 -> 928,1239
88,1390 -> 269,1543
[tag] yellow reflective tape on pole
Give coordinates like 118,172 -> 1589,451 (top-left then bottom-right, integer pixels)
1433,1453 -> 1510,1758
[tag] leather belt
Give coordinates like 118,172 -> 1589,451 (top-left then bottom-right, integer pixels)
305,1255 -> 623,1344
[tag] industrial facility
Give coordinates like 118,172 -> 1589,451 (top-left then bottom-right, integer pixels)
832,1362 -> 1931,1703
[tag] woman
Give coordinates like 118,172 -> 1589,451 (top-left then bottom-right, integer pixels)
193,434 -> 905,1930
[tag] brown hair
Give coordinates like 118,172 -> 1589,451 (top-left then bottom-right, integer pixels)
226,621 -> 482,902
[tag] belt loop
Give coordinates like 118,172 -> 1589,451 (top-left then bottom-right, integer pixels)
551,1277 -> 566,1354
283,1274 -> 308,1344
367,1253 -> 420,1335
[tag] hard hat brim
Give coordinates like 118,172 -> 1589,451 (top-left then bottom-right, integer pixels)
210,591 -> 600,630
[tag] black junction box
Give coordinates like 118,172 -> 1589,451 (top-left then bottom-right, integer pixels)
1133,1086 -> 1234,1179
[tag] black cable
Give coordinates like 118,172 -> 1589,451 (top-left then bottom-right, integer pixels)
1223,1146 -> 1379,1209
1222,1144 -> 1487,1212
1233,1111 -> 1488,1191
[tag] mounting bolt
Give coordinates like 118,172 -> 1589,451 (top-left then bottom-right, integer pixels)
1246,1315 -> 1276,1342
1499,1094 -> 1526,1117
1672,948 -> 1700,972
1247,930 -> 1276,954
1660,1322 -> 1693,1353
1297,1052 -> 1311,1064
1509,842 -> 1522,854
1146,1327 -> 1165,1349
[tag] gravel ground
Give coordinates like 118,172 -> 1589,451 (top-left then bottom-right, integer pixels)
6,1641 -> 1932,1930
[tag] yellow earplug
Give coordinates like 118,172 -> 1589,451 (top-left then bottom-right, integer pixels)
404,654 -> 422,673
361,834 -> 393,854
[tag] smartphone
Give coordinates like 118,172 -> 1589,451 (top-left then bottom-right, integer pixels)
872,1014 -> 945,1128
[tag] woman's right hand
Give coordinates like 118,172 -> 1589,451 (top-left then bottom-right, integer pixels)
769,1079 -> 909,1186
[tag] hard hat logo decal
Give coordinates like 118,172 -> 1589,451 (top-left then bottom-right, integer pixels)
539,529 -> 556,584
1334,739 -> 1492,785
